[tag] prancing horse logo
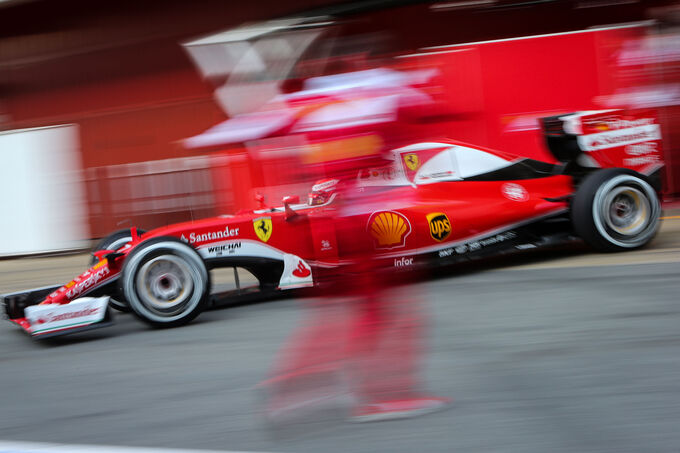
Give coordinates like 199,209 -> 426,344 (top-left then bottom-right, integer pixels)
253,217 -> 272,242
404,153 -> 420,171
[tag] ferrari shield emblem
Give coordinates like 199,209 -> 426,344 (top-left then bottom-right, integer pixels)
253,217 -> 272,242
404,153 -> 419,171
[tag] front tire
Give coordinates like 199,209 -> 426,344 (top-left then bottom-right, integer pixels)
91,228 -> 146,264
120,237 -> 210,328
91,228 -> 146,312
571,168 -> 660,252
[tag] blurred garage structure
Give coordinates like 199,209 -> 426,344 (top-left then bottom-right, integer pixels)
0,0 -> 678,253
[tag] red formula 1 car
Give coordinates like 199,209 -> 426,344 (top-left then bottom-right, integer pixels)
2,108 -> 664,339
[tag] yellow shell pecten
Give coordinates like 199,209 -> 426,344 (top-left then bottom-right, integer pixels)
370,212 -> 409,247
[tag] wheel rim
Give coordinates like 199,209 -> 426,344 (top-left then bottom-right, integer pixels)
136,255 -> 195,315
603,186 -> 650,236
592,175 -> 659,248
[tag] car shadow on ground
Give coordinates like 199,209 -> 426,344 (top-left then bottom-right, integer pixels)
28,241 -> 593,345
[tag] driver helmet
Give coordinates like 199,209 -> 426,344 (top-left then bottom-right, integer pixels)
308,178 -> 340,206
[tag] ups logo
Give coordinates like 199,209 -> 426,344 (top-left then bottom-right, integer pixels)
426,212 -> 451,242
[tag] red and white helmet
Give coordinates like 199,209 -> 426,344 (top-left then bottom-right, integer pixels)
308,178 -> 340,206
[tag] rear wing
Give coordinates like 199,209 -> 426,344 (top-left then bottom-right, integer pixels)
541,108 -> 663,184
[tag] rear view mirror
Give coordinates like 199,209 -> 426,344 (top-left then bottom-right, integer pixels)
283,196 -> 301,221
255,193 -> 266,209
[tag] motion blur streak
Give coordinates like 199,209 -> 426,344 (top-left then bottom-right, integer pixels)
244,35 -> 452,425
0,440 -> 275,453
0,0 -> 679,451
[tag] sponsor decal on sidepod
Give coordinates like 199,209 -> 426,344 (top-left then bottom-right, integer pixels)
206,242 -> 242,256
181,226 -> 240,244
438,231 -> 517,258
367,211 -> 412,250
426,212 -> 451,242
501,183 -> 529,202
394,257 -> 414,267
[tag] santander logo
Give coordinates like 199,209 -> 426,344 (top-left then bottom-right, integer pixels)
35,308 -> 100,324
292,261 -> 311,278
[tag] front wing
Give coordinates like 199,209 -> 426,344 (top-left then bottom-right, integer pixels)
2,285 -> 114,339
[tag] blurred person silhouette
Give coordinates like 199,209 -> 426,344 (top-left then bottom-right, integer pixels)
258,33 -> 452,424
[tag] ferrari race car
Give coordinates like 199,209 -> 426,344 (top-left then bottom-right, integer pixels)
1,108 -> 664,339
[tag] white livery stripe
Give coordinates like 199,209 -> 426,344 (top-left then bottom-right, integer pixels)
0,440 -> 275,453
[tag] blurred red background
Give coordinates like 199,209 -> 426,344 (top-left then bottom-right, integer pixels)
1,0 -> 678,238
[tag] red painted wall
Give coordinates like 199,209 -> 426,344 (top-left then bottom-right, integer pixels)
3,25 -> 678,240
399,25 -> 680,198
5,68 -> 228,236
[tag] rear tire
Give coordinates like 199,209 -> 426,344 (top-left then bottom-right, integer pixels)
571,168 -> 660,252
120,237 -> 210,328
91,228 -> 146,312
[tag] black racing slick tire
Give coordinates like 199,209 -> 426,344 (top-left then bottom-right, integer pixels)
120,237 -> 210,328
571,168 -> 660,252
91,228 -> 146,312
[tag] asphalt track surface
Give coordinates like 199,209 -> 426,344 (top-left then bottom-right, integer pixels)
1,218 -> 679,453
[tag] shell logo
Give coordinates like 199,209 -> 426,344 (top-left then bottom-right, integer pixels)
367,211 -> 412,249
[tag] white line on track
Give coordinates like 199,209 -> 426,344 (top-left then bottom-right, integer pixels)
0,440 -> 275,453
